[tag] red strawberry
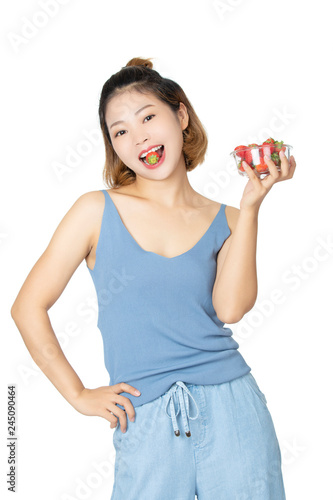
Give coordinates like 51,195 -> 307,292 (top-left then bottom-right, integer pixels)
234,145 -> 247,159
274,141 -> 286,154
146,150 -> 160,165
244,144 -> 259,165
254,156 -> 267,174
262,137 -> 275,145
244,149 -> 253,165
261,138 -> 275,156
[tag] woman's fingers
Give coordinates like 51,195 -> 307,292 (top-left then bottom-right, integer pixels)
104,403 -> 128,432
240,153 -> 297,210
266,151 -> 296,181
242,162 -> 262,184
101,408 -> 122,428
106,384 -> 140,433
243,161 -> 272,191
264,155 -> 280,181
107,382 -> 141,431
288,155 -> 297,177
110,419 -> 118,429
71,384 -> 140,433
109,410 -> 119,429
278,151 -> 290,177
243,153 -> 296,185
113,382 -> 141,399
109,407 -> 128,432
276,150 -> 296,179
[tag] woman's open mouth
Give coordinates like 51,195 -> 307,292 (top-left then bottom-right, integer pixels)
139,145 -> 165,168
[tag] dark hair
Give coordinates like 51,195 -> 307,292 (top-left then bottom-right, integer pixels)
98,57 -> 208,188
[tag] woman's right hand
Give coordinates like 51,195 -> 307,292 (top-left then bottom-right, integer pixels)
71,383 -> 141,433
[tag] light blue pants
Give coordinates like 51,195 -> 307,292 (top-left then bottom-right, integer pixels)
111,373 -> 286,499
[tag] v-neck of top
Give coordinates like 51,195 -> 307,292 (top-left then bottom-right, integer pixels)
104,189 -> 225,261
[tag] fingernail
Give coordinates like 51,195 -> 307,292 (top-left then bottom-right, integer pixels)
134,390 -> 140,396
264,155 -> 269,160
280,150 -> 285,157
122,428 -> 126,433
130,416 -> 135,422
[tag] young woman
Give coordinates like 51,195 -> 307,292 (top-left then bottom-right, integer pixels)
11,57 -> 296,499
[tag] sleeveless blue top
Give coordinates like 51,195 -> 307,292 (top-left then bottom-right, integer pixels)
87,189 -> 251,410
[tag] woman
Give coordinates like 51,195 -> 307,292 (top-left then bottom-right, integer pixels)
11,57 -> 296,499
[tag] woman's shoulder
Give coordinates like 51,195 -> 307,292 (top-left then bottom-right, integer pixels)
74,189 -> 106,208
196,193 -> 240,232
224,205 -> 240,233
73,187 -> 131,224
198,194 -> 239,216
68,190 -> 107,227
191,193 -> 239,234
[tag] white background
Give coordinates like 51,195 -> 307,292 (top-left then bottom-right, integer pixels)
1,0 -> 332,499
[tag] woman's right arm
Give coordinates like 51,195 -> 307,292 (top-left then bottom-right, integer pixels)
10,191 -> 102,405
10,191 -> 140,432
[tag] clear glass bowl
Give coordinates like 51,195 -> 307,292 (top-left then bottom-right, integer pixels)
230,144 -> 293,177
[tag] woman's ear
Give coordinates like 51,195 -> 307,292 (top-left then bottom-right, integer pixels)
178,102 -> 189,131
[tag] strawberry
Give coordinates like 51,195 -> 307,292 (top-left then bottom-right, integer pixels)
232,138 -> 289,177
261,138 -> 275,156
146,151 -> 160,165
254,156 -> 267,174
262,137 -> 275,145
244,149 -> 253,165
244,144 -> 259,165
234,145 -> 247,159
274,140 -> 286,154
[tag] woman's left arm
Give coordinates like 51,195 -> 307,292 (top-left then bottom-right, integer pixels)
212,151 -> 296,324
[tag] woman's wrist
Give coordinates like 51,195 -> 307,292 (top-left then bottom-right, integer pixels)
239,204 -> 260,219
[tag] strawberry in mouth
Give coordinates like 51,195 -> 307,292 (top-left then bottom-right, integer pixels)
139,145 -> 164,166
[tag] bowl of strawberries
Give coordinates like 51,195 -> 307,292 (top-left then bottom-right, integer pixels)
230,138 -> 293,177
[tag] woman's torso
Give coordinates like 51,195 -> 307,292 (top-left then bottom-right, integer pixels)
84,187 -> 251,408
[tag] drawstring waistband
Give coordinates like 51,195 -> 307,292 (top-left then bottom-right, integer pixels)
164,381 -> 199,437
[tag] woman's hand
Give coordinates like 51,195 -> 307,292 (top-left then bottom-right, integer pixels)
71,383 -> 141,433
240,151 -> 297,212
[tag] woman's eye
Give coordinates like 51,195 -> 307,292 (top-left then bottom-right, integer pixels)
114,115 -> 155,138
115,130 -> 125,138
144,114 -> 155,122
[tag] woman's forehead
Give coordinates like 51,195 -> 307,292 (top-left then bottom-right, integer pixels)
106,90 -> 165,121
109,89 -> 160,108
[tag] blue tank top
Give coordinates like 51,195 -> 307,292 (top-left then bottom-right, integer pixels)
87,189 -> 251,410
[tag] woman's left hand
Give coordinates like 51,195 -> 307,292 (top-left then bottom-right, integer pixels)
240,151 -> 297,212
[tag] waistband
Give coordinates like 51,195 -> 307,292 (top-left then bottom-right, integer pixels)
164,381 -> 200,437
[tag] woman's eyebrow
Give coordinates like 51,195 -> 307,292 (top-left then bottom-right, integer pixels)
109,104 -> 156,130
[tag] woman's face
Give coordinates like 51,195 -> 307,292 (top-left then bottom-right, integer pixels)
105,89 -> 189,178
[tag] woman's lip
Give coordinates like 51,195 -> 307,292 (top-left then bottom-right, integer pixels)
141,145 -> 165,169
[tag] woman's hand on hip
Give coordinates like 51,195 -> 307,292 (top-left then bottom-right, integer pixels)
71,383 -> 141,433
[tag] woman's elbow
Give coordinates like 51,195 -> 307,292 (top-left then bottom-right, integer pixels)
11,302 -> 20,320
11,299 -> 34,322
216,301 -> 256,324
216,310 -> 245,324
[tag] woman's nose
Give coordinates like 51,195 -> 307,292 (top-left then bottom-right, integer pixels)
135,128 -> 150,146
136,137 -> 149,147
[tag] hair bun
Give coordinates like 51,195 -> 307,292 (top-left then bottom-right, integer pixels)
125,57 -> 154,69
